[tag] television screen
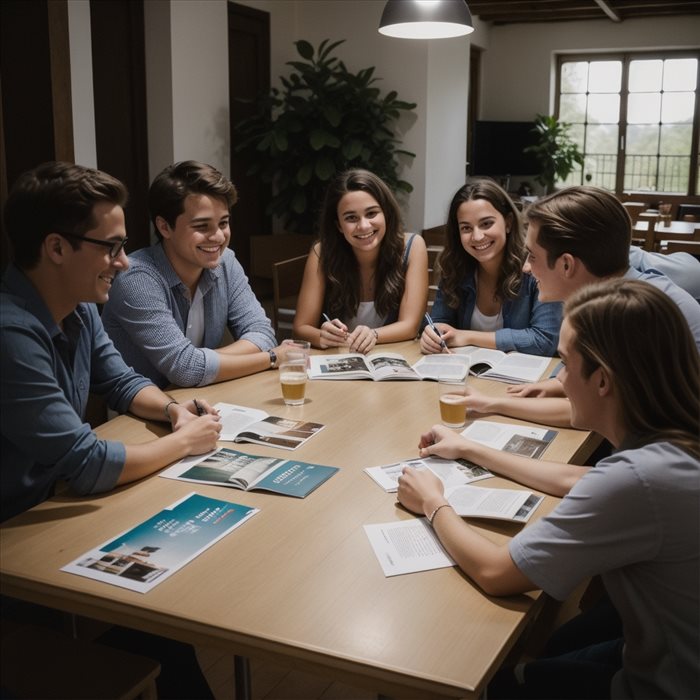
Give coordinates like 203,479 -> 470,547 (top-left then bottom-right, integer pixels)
471,121 -> 539,176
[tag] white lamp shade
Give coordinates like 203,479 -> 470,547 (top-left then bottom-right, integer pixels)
379,0 -> 474,40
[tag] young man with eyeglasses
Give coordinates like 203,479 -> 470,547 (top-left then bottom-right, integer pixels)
0,161 -> 223,523
101,160 -> 291,389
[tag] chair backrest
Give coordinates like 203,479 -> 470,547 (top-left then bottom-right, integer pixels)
422,225 -> 447,247
660,239 -> 700,257
272,254 -> 308,336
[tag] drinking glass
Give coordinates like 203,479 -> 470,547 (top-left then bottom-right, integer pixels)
279,360 -> 307,406
438,377 -> 467,428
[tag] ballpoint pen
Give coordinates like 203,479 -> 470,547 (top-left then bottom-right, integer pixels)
424,312 -> 449,352
193,399 -> 205,416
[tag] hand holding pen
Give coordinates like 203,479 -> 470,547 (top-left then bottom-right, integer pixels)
423,313 -> 451,354
320,312 -> 349,349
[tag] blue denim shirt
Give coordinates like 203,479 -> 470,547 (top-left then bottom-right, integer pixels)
0,265 -> 152,521
102,243 -> 277,388
430,270 -> 562,356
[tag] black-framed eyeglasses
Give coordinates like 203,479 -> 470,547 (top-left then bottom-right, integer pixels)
58,232 -> 128,259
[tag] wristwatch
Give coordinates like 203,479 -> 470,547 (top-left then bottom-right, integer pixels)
268,349 -> 278,369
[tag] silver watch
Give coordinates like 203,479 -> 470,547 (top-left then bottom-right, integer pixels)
268,349 -> 278,368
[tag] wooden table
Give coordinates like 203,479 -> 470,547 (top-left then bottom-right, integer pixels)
0,341 -> 598,699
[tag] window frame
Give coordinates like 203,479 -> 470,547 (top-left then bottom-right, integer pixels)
555,50 -> 700,196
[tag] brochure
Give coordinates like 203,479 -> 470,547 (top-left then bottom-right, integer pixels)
307,352 -> 421,381
364,519 -> 456,577
461,420 -> 557,458
453,346 -> 551,383
215,402 -> 324,451
364,456 -> 493,493
410,354 -> 471,381
62,492 -> 258,593
444,484 -> 543,522
160,447 -> 338,498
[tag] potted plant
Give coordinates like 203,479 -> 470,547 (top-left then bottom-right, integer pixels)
234,39 -> 416,234
524,114 -> 584,194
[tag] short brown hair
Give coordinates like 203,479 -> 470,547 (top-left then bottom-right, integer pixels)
149,161 -> 238,240
527,186 -> 631,277
4,161 -> 127,269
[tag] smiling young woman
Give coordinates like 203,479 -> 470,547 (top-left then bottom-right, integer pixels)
420,178 -> 562,357
293,169 -> 428,354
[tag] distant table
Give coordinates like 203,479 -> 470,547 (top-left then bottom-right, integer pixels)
0,341 -> 599,699
632,220 -> 696,235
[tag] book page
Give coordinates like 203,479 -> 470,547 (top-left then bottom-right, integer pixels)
216,403 -> 269,440
234,416 -> 325,451
62,493 -> 258,593
411,354 -> 470,380
365,457 -> 492,492
367,352 -> 419,380
364,520 -> 455,576
445,484 -> 539,521
481,353 -> 550,383
160,448 -> 283,490
453,346 -> 506,375
308,354 -> 372,379
461,421 -> 557,458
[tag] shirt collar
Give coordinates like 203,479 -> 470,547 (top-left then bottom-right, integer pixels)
152,241 -> 221,295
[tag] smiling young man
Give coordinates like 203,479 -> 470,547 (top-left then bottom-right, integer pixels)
102,161 -> 289,388
458,186 -> 700,427
0,162 -> 222,522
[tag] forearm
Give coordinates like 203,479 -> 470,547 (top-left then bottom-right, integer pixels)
375,318 -> 421,344
462,442 -> 588,497
215,350 -> 272,382
118,430 -> 203,485
452,329 -> 498,349
427,502 -> 534,596
483,396 -> 573,428
127,385 -> 178,422
293,322 -> 324,348
216,339 -> 263,356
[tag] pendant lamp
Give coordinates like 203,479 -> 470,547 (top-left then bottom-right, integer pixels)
378,0 -> 474,40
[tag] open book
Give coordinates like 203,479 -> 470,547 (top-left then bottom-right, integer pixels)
365,457 -> 493,493
215,402 -> 324,450
308,352 -> 421,381
160,447 -> 338,498
444,484 -> 543,522
62,492 -> 258,593
453,346 -> 551,383
365,421 -> 556,493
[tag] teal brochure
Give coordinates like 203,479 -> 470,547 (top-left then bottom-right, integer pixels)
160,447 -> 339,498
62,492 -> 258,593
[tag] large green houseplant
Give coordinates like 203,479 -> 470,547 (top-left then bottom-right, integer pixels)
524,114 -> 584,194
234,39 -> 416,234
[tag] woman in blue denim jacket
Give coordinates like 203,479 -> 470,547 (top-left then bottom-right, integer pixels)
421,179 -> 561,356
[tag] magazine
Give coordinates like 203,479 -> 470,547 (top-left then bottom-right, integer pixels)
410,354 -> 471,381
160,447 -> 338,498
62,492 -> 258,593
461,420 -> 557,458
215,402 -> 324,450
444,484 -> 543,522
453,346 -> 551,383
364,456 -> 493,493
307,352 -> 421,381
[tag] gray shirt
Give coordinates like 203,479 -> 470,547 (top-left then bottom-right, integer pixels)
629,246 -> 700,303
102,243 -> 277,388
511,442 -> 700,699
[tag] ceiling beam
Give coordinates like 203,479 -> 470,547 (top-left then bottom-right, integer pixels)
594,0 -> 622,21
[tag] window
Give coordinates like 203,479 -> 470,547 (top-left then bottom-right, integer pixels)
556,51 -> 700,195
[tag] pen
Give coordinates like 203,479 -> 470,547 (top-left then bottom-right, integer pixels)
322,312 -> 347,335
424,312 -> 449,352
193,399 -> 205,416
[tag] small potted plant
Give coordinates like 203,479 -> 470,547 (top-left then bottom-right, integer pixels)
524,114 -> 584,195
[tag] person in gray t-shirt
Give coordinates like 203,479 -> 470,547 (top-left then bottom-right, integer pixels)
397,279 -> 699,700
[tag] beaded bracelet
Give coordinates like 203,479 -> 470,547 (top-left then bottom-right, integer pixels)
428,503 -> 452,525
164,399 -> 179,420
371,328 -> 379,341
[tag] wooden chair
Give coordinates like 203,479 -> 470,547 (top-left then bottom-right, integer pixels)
272,254 -> 308,338
421,225 -> 447,247
659,239 -> 700,257
622,201 -> 646,224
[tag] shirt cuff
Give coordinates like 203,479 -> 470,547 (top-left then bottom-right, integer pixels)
89,440 -> 127,494
198,347 -> 221,387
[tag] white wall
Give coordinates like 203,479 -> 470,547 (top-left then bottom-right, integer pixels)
478,15 -> 700,120
67,0 -> 97,168
237,0 -> 471,231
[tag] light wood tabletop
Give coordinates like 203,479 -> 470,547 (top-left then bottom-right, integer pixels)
0,340 -> 599,699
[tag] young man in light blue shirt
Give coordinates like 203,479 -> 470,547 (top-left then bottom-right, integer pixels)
102,161 -> 291,388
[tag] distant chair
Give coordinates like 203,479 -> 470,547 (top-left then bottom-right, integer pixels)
660,239 -> 700,259
622,201 -> 646,224
272,254 -> 308,339
421,225 -> 447,247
